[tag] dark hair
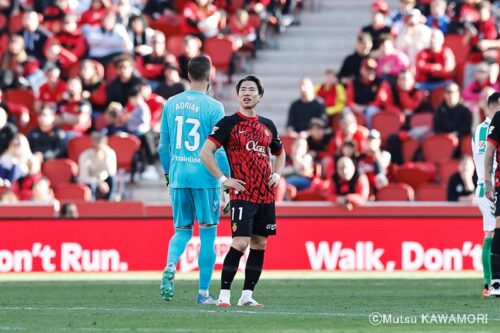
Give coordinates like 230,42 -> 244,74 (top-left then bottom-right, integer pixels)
129,84 -> 143,98
236,75 -> 264,96
487,92 -> 500,107
113,53 -> 133,68
187,56 -> 211,82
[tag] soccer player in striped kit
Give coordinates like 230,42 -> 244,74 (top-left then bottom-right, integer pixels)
473,92 -> 500,296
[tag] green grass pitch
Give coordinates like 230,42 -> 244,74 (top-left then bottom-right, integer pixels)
1,278 -> 500,332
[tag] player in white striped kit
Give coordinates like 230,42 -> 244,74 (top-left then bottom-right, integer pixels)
473,92 -> 500,296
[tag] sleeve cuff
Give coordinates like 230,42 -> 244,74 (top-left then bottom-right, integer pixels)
208,136 -> 222,148
487,137 -> 498,145
272,146 -> 284,156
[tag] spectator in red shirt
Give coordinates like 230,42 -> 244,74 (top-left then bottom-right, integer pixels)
42,40 -> 77,76
415,29 -> 456,91
463,1 -> 498,88
331,111 -> 369,155
80,0 -> 109,27
141,82 -> 165,132
230,9 -> 257,57
53,13 -> 88,64
328,156 -> 369,210
13,155 -> 43,201
357,129 -> 391,195
136,31 -> 177,86
381,69 -> 426,118
79,59 -> 107,112
57,77 -> 92,136
37,65 -> 67,108
180,0 -> 222,39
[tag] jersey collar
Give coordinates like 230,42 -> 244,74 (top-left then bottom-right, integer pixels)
237,111 -> 258,121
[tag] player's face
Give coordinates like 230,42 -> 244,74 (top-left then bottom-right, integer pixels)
238,81 -> 261,109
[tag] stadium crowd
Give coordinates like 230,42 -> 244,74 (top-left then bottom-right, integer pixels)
0,0 -> 300,203
281,0 -> 500,206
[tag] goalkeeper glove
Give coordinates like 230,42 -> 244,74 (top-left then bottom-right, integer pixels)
164,173 -> 169,188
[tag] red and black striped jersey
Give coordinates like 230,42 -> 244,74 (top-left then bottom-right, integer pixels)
208,112 -> 283,203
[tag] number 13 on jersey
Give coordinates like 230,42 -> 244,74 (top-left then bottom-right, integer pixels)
175,116 -> 201,151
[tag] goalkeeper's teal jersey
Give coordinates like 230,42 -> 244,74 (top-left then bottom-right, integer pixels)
158,90 -> 228,189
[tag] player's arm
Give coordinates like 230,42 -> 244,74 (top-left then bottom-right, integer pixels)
200,140 -> 246,192
268,120 -> 286,187
158,104 -> 171,187
485,141 -> 496,201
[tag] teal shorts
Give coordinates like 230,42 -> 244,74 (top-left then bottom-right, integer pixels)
171,188 -> 221,227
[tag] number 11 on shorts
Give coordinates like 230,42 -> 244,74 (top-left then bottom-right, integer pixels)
231,207 -> 243,220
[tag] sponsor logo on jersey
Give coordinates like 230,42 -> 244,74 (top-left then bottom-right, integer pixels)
211,126 -> 219,135
232,223 -> 238,232
266,224 -> 276,230
246,140 -> 266,153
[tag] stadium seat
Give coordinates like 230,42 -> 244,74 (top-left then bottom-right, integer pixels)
415,183 -> 447,201
108,133 -> 141,171
422,134 -> 458,164
8,13 -> 24,34
396,163 -> 435,189
376,183 -> 414,201
279,135 -> 296,157
73,201 -> 145,218
42,158 -> 79,188
444,34 -> 468,85
438,159 -> 460,187
401,138 -> 420,163
461,133 -> 472,156
149,20 -> 181,38
4,89 -> 36,133
67,135 -> 93,163
293,190 -> 327,201
166,35 -> 185,57
55,183 -> 92,201
430,86 -> 446,110
371,111 -> 403,145
409,113 -> 433,130
204,36 -> 236,77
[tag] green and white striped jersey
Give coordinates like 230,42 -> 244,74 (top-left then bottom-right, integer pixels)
472,117 -> 495,197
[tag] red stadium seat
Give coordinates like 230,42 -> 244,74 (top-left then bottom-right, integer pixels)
371,111 -> 403,145
73,201 -> 145,218
67,135 -> 93,163
376,183 -> 414,201
396,163 -> 435,189
401,138 -> 420,163
279,135 -> 296,157
248,13 -> 262,30
9,13 -> 24,34
149,20 -> 181,38
438,159 -> 460,187
42,158 -> 79,188
422,134 -> 458,164
461,133 -> 473,156
444,34 -> 469,65
204,36 -> 236,77
415,183 -> 447,201
108,133 -> 141,171
4,89 -> 36,132
55,183 -> 92,201
410,112 -> 433,130
166,35 -> 185,57
293,190 -> 327,201
430,86 -> 446,110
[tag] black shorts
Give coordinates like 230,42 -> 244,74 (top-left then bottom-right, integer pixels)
229,200 -> 276,237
